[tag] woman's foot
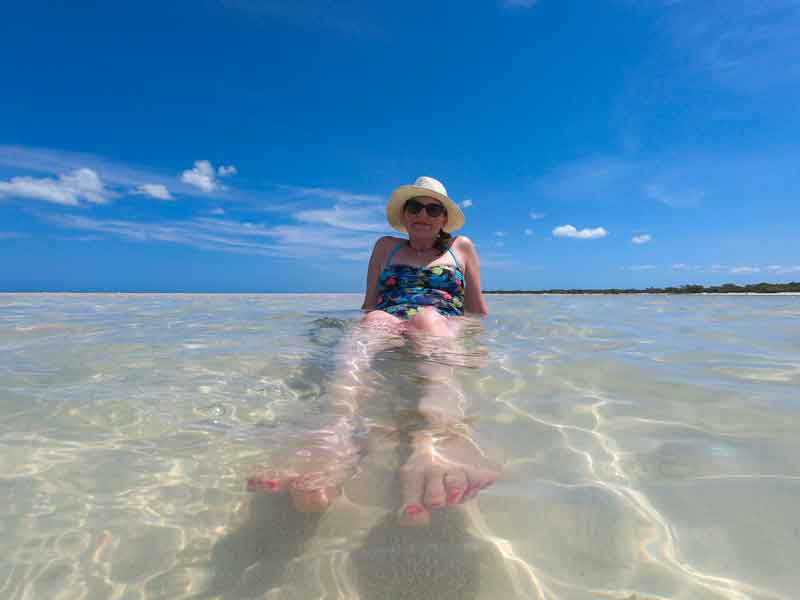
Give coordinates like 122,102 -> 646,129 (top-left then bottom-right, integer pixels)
247,420 -> 361,513
397,431 -> 502,526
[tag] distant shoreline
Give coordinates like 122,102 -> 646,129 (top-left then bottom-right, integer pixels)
1,282 -> 799,296
485,282 -> 800,295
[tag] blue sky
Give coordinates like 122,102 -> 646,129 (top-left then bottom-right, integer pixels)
1,0 -> 799,292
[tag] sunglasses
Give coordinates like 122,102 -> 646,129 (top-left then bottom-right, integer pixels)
404,198 -> 447,218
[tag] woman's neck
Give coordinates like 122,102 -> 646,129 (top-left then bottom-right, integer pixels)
407,238 -> 436,251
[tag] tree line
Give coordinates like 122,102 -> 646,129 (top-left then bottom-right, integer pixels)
485,282 -> 800,295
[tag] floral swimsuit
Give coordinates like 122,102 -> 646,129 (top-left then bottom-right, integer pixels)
374,240 -> 466,319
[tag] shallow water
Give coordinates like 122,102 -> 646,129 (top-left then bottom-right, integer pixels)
1,293 -> 799,600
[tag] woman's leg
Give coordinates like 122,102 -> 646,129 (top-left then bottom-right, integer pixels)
398,308 -> 502,526
249,310 -> 406,512
406,308 -> 464,424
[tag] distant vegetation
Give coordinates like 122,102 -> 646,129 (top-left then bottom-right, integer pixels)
485,282 -> 800,295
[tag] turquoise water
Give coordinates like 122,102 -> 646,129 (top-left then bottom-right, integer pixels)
1,293 -> 799,599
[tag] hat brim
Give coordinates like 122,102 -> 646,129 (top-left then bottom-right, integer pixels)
386,185 -> 465,234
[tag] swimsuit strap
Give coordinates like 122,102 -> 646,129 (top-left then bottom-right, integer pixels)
445,244 -> 461,271
384,238 -> 466,288
446,237 -> 467,288
384,241 -> 406,268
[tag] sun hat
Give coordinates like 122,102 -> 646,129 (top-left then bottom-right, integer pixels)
386,176 -> 465,234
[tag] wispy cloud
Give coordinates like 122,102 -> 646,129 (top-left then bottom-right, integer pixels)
180,160 -> 236,193
621,264 -> 656,271
529,211 -> 545,220
41,208 -> 380,260
524,228 -> 533,236
276,183 -> 382,205
461,199 -> 473,208
133,184 -> 173,200
672,263 -> 800,275
672,263 -> 703,271
294,204 -> 385,232
0,168 -> 114,206
535,154 -> 713,210
659,0 -> 800,90
553,224 -> 608,240
643,184 -> 703,207
536,157 -> 634,201
632,233 -> 652,244
505,0 -> 537,7
222,0 -> 384,39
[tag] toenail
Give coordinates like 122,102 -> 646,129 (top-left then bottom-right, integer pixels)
447,489 -> 462,502
404,504 -> 424,515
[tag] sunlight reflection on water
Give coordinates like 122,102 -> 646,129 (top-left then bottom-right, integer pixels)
1,293 -> 799,599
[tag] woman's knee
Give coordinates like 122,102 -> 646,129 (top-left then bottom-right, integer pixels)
361,309 -> 404,333
407,307 -> 450,335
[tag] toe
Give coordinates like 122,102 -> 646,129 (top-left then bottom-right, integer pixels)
288,474 -> 340,512
397,502 -> 430,527
444,471 -> 467,505
399,462 -> 430,526
423,469 -> 447,509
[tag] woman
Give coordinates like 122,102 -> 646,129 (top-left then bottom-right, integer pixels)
249,177 -> 500,526
362,175 -> 489,330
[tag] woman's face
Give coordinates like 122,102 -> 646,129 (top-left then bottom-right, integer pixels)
403,196 -> 448,236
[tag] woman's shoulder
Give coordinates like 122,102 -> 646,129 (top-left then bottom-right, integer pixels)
373,235 -> 406,251
371,236 -> 405,263
452,235 -> 477,253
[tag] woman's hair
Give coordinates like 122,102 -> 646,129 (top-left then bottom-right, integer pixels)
434,229 -> 452,252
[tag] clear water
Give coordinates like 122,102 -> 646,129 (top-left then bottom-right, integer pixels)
1,293 -> 799,600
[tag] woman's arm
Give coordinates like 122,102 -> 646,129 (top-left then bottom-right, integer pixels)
456,236 -> 489,316
361,236 -> 393,310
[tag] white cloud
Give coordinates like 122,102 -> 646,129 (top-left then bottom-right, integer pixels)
0,145 -> 251,201
461,199 -> 473,208
730,266 -> 761,274
622,264 -> 656,271
180,160 -> 229,192
529,211 -> 545,220
524,228 -> 533,236
495,231 -> 507,237
217,165 -> 237,177
553,224 -> 608,240
632,234 -> 652,244
672,263 -> 702,271
0,168 -> 113,206
134,183 -> 172,200
209,208 -> 225,215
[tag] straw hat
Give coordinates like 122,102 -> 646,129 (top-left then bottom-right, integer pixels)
386,176 -> 465,234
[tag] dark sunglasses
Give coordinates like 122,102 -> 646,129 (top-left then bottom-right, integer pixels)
404,198 -> 447,218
